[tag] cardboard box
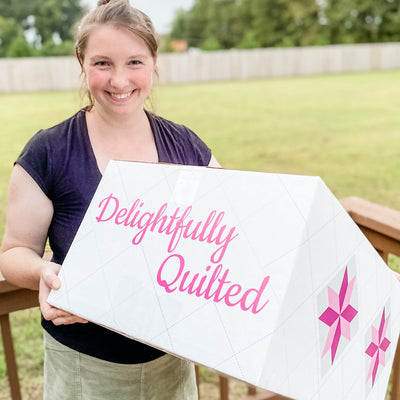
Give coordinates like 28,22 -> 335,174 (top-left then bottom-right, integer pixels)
48,161 -> 400,399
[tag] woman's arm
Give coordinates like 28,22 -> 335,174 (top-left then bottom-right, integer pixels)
0,164 -> 52,288
0,164 -> 87,325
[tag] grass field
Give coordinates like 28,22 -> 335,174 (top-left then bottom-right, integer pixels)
1,70 -> 400,398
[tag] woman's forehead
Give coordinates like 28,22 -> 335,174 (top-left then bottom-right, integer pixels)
85,25 -> 151,56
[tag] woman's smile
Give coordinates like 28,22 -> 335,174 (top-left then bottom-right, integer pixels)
108,90 -> 135,101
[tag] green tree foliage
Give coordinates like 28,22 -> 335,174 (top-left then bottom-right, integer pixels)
169,0 -> 400,50
185,0 -> 214,47
0,0 -> 40,24
201,36 -> 222,50
35,0 -> 64,44
279,0 -> 320,46
321,0 -> 400,44
6,35 -> 37,57
0,0 -> 84,57
0,16 -> 21,56
170,9 -> 190,39
250,0 -> 286,47
40,39 -> 74,56
237,30 -> 261,49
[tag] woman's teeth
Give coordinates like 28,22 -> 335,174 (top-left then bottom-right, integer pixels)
111,92 -> 132,99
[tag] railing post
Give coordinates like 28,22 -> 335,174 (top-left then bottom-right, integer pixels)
247,385 -> 257,395
219,375 -> 229,400
195,365 -> 200,399
0,313 -> 22,400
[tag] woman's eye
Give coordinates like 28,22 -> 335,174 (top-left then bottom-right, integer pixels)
95,61 -> 108,66
129,60 -> 141,65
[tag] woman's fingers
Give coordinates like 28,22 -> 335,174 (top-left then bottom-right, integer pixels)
39,261 -> 88,325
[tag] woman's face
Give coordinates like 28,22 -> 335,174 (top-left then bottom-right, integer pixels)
82,25 -> 156,117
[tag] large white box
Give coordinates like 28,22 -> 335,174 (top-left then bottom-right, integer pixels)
48,161 -> 400,399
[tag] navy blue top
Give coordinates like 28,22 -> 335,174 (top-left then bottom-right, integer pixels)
16,109 -> 211,363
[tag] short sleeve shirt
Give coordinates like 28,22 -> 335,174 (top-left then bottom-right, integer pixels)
16,109 -> 211,363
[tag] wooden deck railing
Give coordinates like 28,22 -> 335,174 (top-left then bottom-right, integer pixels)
1,196 -> 400,400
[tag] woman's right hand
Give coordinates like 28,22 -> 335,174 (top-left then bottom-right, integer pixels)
39,262 -> 88,326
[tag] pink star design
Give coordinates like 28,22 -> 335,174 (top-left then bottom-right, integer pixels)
319,267 -> 358,364
365,308 -> 391,387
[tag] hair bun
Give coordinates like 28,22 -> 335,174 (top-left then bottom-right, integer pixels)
97,0 -> 129,5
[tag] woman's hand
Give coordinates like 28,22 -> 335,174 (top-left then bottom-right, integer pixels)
39,262 -> 88,325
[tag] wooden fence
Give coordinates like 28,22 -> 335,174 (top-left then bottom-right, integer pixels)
1,196 -> 400,399
1,42 -> 400,93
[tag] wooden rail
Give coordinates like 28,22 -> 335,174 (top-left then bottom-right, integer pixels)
1,196 -> 400,400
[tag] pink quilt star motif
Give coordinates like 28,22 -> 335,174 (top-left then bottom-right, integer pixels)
365,308 -> 391,386
319,267 -> 358,364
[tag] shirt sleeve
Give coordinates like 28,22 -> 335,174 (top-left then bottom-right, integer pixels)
150,112 -> 212,166
15,129 -> 53,198
182,125 -> 212,166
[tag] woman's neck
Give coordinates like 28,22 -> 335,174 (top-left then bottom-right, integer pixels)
84,105 -> 158,174
87,105 -> 149,139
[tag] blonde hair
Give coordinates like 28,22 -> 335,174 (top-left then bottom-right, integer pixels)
76,0 -> 159,109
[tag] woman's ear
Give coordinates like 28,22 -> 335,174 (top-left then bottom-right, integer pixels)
77,52 -> 84,72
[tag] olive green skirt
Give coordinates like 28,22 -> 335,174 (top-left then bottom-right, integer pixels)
43,330 -> 198,400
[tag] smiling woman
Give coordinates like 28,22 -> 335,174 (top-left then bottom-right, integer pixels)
81,24 -> 160,172
0,0 -> 219,399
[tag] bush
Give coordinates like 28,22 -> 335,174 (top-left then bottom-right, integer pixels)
236,31 -> 261,49
40,40 -> 75,56
200,36 -> 222,51
6,35 -> 37,57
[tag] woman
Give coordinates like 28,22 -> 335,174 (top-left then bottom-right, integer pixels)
0,0 -> 219,398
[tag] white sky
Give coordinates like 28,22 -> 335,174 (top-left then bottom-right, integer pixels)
82,0 -> 195,34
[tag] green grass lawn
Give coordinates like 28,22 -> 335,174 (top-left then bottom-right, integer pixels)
1,70 -> 400,398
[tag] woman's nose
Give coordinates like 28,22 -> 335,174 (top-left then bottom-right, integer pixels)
110,67 -> 129,89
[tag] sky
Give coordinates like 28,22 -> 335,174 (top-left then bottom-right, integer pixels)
83,0 -> 195,34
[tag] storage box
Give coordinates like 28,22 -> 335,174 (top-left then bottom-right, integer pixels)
48,161 -> 400,399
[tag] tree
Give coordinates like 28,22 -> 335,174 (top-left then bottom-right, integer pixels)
168,0 -> 400,50
0,0 -> 41,24
59,0 -> 84,41
201,36 -> 222,51
0,0 -> 85,56
353,0 -> 400,43
215,0 -> 244,48
170,9 -> 189,40
379,1 -> 400,42
6,35 -> 37,57
0,16 -> 21,57
250,0 -> 287,47
34,0 -> 63,43
237,30 -> 261,49
40,39 -> 74,56
172,0 -> 255,49
323,0 -> 400,44
34,0 -> 83,43
278,0 -> 320,46
186,0 -> 214,47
